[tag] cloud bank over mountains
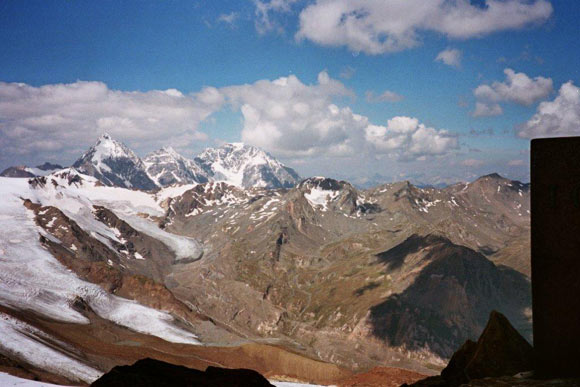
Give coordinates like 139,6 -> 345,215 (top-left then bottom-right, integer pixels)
0,72 -> 459,167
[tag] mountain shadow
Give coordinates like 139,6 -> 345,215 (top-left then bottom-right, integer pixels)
369,234 -> 531,359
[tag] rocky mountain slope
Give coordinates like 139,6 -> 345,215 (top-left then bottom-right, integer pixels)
0,160 -> 531,385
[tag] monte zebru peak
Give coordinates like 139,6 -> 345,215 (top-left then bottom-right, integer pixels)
72,134 -> 301,190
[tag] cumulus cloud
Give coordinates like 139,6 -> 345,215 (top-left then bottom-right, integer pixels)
0,72 -> 459,167
0,81 -> 223,161
295,0 -> 552,54
219,72 -> 456,160
435,48 -> 462,68
365,116 -> 458,161
517,81 -> 580,138
365,90 -> 404,103
472,68 -> 553,117
219,71 -> 363,157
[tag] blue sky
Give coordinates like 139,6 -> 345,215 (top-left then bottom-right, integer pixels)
1,0 -> 579,185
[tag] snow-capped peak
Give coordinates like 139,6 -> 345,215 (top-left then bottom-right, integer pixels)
90,133 -> 136,163
195,143 -> 300,189
143,146 -> 209,187
72,134 -> 157,190
160,145 -> 180,157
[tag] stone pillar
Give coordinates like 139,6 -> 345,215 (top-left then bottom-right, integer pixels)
531,137 -> 580,378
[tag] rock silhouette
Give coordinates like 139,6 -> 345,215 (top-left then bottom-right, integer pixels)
91,358 -> 274,387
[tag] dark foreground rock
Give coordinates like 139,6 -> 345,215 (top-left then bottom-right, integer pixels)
91,358 -> 274,387
407,310 -> 533,387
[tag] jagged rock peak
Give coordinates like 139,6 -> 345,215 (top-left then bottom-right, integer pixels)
73,133 -> 157,190
144,146 -> 209,187
298,176 -> 353,191
195,142 -> 300,189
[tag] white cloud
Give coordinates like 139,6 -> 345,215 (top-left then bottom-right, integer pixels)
0,81 -> 223,161
339,65 -> 356,79
218,12 -> 239,27
365,116 -> 458,160
295,0 -> 552,54
365,90 -> 404,103
517,81 -> 580,138
220,71 -> 363,157
473,68 -> 553,117
0,72 -> 459,167
435,48 -> 462,68
473,102 -> 503,117
219,72 -> 457,160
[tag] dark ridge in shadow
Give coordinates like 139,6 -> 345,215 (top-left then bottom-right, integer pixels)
369,235 -> 531,358
376,233 -> 448,271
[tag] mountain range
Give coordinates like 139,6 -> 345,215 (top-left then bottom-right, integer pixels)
0,134 -> 532,386
1,133 -> 298,191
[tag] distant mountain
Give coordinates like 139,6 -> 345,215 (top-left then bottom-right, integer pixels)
0,166 -> 35,178
36,162 -> 64,171
0,162 -> 64,178
70,136 -> 299,190
195,143 -> 300,189
72,133 -> 157,190
143,146 -> 209,186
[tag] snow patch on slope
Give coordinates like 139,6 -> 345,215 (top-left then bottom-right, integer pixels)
304,187 -> 339,211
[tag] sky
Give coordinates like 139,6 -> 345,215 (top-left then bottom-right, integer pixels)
1,0 -> 580,186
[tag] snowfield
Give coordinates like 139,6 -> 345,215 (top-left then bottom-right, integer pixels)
0,314 -> 102,383
26,169 -> 203,261
0,177 -> 201,360
0,372 -> 73,387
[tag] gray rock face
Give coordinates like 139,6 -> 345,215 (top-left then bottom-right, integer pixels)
72,134 -> 157,190
195,143 -> 300,189
143,146 -> 209,186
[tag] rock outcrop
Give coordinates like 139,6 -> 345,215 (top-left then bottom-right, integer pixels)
407,310 -> 533,387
